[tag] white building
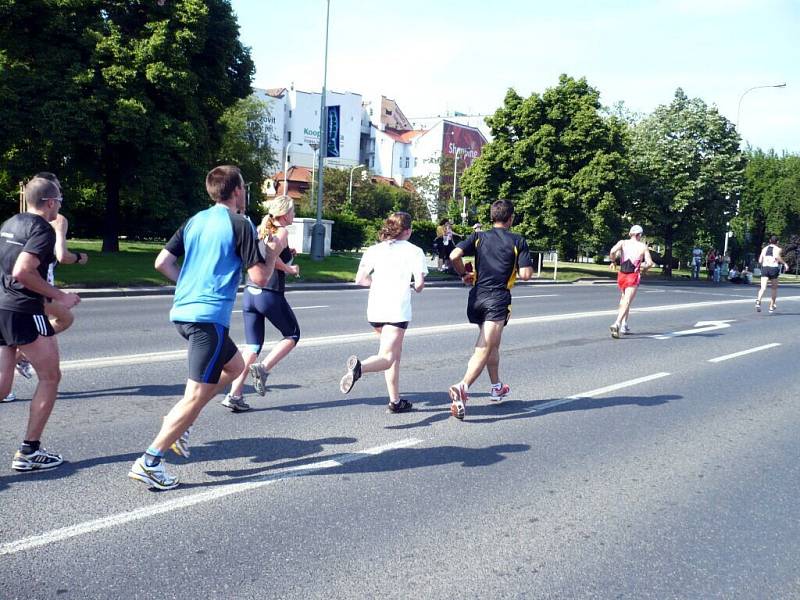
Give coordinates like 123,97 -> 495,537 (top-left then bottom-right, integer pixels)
256,86 -> 363,173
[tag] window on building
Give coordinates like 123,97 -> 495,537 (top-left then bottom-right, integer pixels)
369,108 -> 373,116
399,156 -> 403,167
370,157 -> 374,168
287,131 -> 292,141
405,157 -> 409,168
414,157 -> 418,167
287,155 -> 291,163
288,110 -> 292,118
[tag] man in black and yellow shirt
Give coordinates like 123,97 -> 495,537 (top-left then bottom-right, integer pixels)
448,199 -> 533,420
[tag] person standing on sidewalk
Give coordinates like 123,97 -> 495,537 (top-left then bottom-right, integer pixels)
608,225 -> 654,338
128,165 -> 275,490
223,195 -> 301,411
0,175 -> 80,470
755,235 -> 789,313
338,212 -> 427,413
445,199 -> 533,420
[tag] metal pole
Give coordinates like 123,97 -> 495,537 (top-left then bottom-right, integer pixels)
736,83 -> 786,130
310,0 -> 330,261
348,164 -> 364,209
283,141 -> 301,197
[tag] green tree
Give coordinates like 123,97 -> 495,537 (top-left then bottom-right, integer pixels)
217,96 -> 278,211
460,75 -> 628,258
734,149 -> 800,259
628,89 -> 745,274
0,0 -> 253,249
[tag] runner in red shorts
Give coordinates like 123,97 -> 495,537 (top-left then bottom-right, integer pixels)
608,225 -> 654,339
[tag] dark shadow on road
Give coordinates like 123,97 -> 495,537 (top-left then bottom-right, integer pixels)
55,382 -> 301,401
246,390 -> 447,413
181,443 -> 530,490
385,393 -> 681,429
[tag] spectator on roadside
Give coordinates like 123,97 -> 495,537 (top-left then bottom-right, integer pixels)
691,245 -> 703,279
728,264 -> 741,283
706,248 -> 717,281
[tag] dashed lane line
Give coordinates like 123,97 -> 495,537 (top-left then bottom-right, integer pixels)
0,437 -> 423,557
531,372 -> 672,413
708,343 -> 781,363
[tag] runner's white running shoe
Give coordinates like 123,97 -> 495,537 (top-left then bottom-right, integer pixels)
170,426 -> 192,458
2,392 -> 16,403
249,363 -> 270,396
221,394 -> 251,413
128,457 -> 179,490
490,383 -> 510,402
15,359 -> 34,380
12,448 -> 63,471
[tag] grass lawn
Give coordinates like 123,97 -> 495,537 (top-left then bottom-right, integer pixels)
55,242 -> 797,287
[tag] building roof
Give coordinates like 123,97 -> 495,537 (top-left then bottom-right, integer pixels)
381,127 -> 426,143
264,87 -> 287,98
380,96 -> 413,131
273,166 -> 312,183
370,175 -> 399,187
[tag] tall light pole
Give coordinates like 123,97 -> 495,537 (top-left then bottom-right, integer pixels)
283,141 -> 303,198
309,142 -> 319,202
310,0 -> 331,261
736,83 -> 786,130
452,148 -> 464,224
348,164 -> 366,209
726,82 -> 787,256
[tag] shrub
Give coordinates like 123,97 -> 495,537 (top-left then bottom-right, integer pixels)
328,211 -> 368,252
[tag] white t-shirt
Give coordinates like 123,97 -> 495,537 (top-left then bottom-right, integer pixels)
359,240 -> 428,323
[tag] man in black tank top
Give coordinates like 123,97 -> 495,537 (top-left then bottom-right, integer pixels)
447,199 -> 533,420
756,235 -> 789,313
0,176 -> 81,472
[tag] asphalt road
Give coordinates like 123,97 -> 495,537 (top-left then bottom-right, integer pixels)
1,280 -> 799,599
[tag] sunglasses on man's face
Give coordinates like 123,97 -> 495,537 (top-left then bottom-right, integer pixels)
43,196 -> 63,204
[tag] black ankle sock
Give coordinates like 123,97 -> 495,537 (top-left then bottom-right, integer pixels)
20,440 -> 40,454
144,452 -> 162,467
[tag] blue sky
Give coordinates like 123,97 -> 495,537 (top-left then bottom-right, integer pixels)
229,0 -> 799,153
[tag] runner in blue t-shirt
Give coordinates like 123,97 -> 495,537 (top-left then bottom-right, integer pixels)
128,165 -> 276,490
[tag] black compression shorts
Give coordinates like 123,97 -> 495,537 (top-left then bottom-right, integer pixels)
242,287 -> 300,354
467,288 -> 512,326
174,322 -> 238,384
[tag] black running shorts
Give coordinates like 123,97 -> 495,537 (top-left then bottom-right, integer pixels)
0,309 -> 55,346
174,322 -> 238,384
761,266 -> 780,280
466,288 -> 512,326
368,321 -> 409,330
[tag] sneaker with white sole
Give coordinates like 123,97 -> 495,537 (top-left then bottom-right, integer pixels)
15,359 -> 34,380
249,363 -> 270,396
490,383 -> 510,402
621,325 -> 631,335
609,324 -> 620,339
221,394 -> 251,413
339,355 -> 362,394
449,383 -> 468,420
12,448 -> 63,471
170,426 -> 193,458
128,457 -> 179,490
2,392 -> 16,403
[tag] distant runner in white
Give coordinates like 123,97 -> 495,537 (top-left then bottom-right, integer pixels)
755,235 -> 789,314
339,212 -> 427,414
608,225 -> 654,339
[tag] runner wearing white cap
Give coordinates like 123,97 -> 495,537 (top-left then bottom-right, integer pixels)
607,225 -> 654,339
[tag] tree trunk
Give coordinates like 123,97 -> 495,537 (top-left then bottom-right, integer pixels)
663,225 -> 674,277
102,149 -> 120,253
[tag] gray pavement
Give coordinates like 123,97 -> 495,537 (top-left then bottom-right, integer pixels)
1,282 -> 799,598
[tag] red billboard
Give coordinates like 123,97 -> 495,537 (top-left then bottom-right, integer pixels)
441,121 -> 485,168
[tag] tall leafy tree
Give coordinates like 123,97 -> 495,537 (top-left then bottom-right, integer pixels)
734,149 -> 800,259
460,75 -> 628,258
0,0 -> 253,249
628,89 -> 745,274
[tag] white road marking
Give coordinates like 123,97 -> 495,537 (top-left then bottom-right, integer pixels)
531,372 -> 671,412
514,294 -> 559,299
651,320 -> 735,340
708,343 -> 781,363
0,437 -> 422,557
61,296 -> 800,371
232,305 -> 327,314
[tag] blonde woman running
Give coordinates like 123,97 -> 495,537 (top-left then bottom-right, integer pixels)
223,195 -> 300,411
339,212 -> 427,413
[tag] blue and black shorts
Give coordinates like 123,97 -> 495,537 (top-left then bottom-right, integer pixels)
174,322 -> 238,384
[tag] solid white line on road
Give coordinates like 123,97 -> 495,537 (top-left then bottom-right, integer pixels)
707,343 -> 781,363
514,294 -> 559,299
0,437 -> 422,557
531,372 -> 671,413
232,305 -> 328,314
61,295 -> 800,372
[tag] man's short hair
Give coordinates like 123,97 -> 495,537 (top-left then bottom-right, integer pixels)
33,172 -> 62,191
490,199 -> 514,223
769,235 -> 779,244
206,165 -> 243,203
24,177 -> 61,209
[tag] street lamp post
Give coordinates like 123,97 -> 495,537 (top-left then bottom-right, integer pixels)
309,142 -> 319,201
726,82 -> 787,255
283,141 -> 303,198
310,0 -> 331,261
348,164 -> 366,209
